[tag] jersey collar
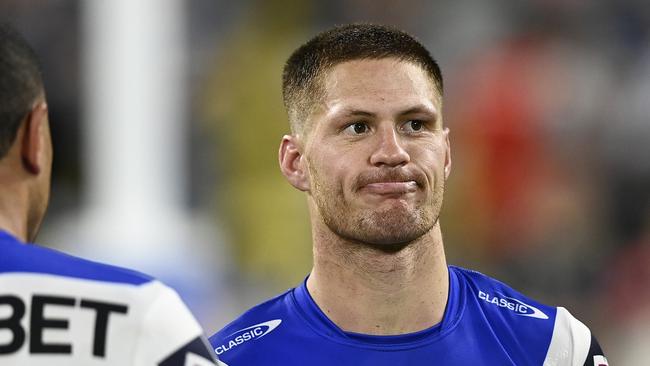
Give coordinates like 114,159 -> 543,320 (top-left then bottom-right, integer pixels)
290,266 -> 464,350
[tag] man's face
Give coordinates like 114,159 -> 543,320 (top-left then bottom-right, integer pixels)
301,58 -> 450,246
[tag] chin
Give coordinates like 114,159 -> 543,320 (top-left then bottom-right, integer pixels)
349,207 -> 434,246
360,224 -> 430,246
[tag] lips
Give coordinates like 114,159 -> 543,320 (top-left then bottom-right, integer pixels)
354,168 -> 424,196
362,181 -> 418,194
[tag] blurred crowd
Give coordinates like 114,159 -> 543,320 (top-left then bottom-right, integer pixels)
1,0 -> 648,364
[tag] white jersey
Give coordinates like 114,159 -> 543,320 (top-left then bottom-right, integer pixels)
0,230 -> 221,365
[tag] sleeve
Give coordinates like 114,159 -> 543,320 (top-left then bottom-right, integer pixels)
131,281 -> 221,366
581,334 -> 608,366
543,307 -> 608,366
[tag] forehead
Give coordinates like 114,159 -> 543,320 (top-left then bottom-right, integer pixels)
319,58 -> 440,114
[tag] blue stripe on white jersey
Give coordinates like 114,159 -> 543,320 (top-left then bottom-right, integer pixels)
0,231 -> 152,285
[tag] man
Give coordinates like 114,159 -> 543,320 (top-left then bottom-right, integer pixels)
210,24 -> 608,365
0,24 -> 221,365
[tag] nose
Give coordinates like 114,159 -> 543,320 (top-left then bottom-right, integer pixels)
369,124 -> 410,167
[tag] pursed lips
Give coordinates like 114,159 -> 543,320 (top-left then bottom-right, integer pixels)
361,181 -> 418,195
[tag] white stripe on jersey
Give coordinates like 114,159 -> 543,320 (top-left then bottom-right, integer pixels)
543,307 -> 592,366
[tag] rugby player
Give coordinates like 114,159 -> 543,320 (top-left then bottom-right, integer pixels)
0,23 -> 222,366
210,24 -> 608,365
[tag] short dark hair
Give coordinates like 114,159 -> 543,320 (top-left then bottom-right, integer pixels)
0,24 -> 43,159
282,23 -> 443,134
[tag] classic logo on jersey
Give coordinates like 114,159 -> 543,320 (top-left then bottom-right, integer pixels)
478,290 -> 548,319
214,319 -> 282,355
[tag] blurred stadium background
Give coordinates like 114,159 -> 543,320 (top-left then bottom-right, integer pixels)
2,0 -> 649,363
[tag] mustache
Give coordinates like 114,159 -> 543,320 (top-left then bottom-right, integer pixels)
353,168 -> 426,190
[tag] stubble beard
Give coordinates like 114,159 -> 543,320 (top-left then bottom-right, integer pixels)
311,168 -> 444,251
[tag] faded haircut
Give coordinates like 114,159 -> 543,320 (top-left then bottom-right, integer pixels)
282,23 -> 443,135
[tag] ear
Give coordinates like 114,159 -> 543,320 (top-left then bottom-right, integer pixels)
443,127 -> 451,179
279,134 -> 309,192
21,102 -> 49,175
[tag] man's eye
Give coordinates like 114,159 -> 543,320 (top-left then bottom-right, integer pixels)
403,120 -> 423,132
344,122 -> 369,135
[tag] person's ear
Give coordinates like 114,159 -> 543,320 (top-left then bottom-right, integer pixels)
443,128 -> 451,179
21,102 -> 49,175
279,135 -> 310,192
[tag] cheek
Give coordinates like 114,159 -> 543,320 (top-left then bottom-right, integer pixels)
322,161 -> 351,190
411,144 -> 447,183
308,154 -> 340,187
309,143 -> 357,180
312,163 -> 356,202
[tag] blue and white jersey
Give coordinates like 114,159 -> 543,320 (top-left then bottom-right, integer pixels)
0,230 -> 221,366
210,266 -> 607,366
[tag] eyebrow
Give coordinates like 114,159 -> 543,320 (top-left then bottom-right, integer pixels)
399,105 -> 438,116
338,109 -> 375,117
337,104 -> 438,118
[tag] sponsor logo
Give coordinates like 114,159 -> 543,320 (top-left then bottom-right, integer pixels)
593,355 -> 609,366
214,319 -> 282,355
478,290 -> 548,319
0,294 -> 128,357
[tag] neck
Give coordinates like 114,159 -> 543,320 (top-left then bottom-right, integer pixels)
307,221 -> 449,335
0,169 -> 30,242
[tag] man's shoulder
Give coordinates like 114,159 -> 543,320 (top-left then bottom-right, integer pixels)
209,288 -> 294,359
450,266 -> 556,364
0,232 -> 154,286
451,265 -> 556,321
544,307 -> 609,366
0,233 -> 218,365
450,266 -> 608,366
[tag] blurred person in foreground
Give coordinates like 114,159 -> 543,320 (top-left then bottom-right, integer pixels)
210,24 -> 607,365
0,24 -> 221,365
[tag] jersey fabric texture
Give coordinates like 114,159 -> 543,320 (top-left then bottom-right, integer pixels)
0,230 -> 221,366
210,265 -> 607,366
